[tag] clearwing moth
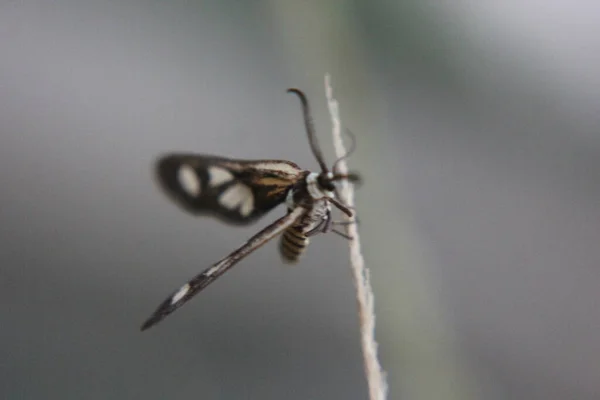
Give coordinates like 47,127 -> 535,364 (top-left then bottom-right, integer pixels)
141,89 -> 359,331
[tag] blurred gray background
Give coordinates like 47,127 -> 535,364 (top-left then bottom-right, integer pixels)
1,1 -> 599,399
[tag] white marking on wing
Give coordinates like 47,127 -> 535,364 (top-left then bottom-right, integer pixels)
208,166 -> 234,187
171,283 -> 190,304
178,165 -> 201,196
219,183 -> 253,214
240,194 -> 254,217
205,264 -> 221,276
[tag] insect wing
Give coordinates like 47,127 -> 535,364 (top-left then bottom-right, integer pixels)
155,154 -> 305,224
141,206 -> 306,330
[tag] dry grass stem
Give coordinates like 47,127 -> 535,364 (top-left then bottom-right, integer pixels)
325,74 -> 388,400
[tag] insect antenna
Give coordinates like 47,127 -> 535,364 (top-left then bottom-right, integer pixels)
332,129 -> 357,174
287,88 -> 329,172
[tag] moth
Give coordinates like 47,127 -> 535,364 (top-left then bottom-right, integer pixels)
141,88 -> 359,331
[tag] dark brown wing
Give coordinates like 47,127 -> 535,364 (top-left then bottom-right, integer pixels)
141,207 -> 306,330
155,154 -> 306,224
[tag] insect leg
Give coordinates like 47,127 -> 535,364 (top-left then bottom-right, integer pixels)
305,209 -> 333,237
331,229 -> 353,240
331,217 -> 359,226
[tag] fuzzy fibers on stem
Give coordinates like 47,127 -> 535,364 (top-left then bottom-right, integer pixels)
325,74 -> 388,400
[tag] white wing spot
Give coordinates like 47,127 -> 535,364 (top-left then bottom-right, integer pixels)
240,194 -> 254,217
178,165 -> 201,196
171,283 -> 190,304
208,166 -> 234,187
205,264 -> 221,277
219,183 -> 254,215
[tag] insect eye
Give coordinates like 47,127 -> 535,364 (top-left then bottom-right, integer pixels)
318,174 -> 335,192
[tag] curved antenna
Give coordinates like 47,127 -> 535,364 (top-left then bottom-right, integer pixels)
287,88 -> 328,172
332,129 -> 357,174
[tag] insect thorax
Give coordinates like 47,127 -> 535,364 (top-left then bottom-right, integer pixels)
279,172 -> 334,262
285,172 -> 333,231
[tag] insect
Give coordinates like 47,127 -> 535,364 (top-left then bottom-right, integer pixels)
141,88 -> 360,331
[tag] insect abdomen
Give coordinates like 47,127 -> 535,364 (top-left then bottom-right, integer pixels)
279,226 -> 309,263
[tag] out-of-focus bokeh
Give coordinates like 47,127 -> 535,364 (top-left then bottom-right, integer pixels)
1,1 -> 599,399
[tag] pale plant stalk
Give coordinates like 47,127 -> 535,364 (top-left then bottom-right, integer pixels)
325,75 -> 388,400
